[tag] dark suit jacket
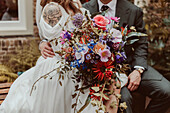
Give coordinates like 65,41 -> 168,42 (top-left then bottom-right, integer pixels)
83,0 -> 148,69
83,0 -> 163,80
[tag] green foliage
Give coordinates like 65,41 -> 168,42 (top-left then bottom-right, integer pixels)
143,0 -> 170,80
144,0 -> 169,43
6,38 -> 41,73
0,64 -> 18,83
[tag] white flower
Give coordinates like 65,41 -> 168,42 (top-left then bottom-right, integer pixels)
75,46 -> 89,63
110,28 -> 122,43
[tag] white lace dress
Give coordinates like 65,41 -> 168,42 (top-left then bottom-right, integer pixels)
0,3 -> 101,113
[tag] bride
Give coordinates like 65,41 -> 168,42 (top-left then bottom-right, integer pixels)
0,0 -> 120,113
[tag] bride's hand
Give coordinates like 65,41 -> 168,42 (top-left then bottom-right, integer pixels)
76,0 -> 82,8
39,41 -> 55,59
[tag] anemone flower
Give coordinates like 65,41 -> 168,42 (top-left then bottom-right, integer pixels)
99,49 -> 111,62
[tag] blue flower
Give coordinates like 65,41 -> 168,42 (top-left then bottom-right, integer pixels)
70,60 -> 82,68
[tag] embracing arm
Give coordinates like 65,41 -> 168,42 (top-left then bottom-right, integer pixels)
132,7 -> 148,70
127,7 -> 148,91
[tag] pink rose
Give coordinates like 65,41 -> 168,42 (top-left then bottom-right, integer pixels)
93,15 -> 109,28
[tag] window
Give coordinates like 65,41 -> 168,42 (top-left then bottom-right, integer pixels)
0,0 -> 33,36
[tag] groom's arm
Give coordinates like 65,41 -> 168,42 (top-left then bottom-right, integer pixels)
132,7 -> 148,70
127,7 -> 148,91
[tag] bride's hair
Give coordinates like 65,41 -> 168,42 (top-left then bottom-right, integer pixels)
40,0 -> 81,14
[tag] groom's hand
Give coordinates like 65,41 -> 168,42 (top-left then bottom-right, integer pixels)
127,70 -> 141,91
39,41 -> 55,59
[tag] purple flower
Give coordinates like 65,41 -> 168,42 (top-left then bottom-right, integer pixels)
64,32 -> 71,40
116,52 -> 127,63
72,13 -> 84,28
121,52 -> 127,60
116,54 -> 124,63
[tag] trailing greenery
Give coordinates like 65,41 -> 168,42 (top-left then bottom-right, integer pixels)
5,38 -> 41,73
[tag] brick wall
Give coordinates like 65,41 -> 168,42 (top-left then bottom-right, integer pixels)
0,37 -> 40,63
0,0 -> 40,64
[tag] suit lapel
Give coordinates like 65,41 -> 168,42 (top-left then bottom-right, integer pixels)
87,0 -> 100,17
87,0 -> 131,27
115,0 -> 131,27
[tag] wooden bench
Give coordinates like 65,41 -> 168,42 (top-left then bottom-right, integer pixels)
0,83 -> 169,113
0,83 -> 13,105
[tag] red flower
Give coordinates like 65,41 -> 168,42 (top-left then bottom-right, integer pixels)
92,60 -> 115,81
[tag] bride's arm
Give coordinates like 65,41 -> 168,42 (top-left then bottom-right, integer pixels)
38,3 -> 62,59
43,3 -> 62,27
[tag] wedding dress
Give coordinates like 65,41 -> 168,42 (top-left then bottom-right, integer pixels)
0,2 -> 102,113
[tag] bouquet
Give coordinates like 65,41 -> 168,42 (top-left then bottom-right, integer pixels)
31,11 -> 147,113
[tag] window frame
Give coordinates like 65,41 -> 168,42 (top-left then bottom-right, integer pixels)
0,0 -> 33,36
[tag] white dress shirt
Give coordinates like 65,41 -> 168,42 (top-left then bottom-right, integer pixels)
98,0 -> 117,29
98,0 -> 145,70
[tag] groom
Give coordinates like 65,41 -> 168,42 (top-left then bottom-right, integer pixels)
39,0 -> 170,113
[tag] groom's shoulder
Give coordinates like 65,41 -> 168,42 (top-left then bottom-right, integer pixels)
122,0 -> 142,12
122,0 -> 140,10
82,0 -> 142,12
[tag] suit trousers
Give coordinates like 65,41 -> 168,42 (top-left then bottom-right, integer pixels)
119,66 -> 170,113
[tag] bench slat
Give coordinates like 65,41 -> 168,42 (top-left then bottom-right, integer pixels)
0,95 -> 7,100
0,88 -> 10,94
0,100 -> 3,104
0,83 -> 13,89
0,83 -> 13,105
